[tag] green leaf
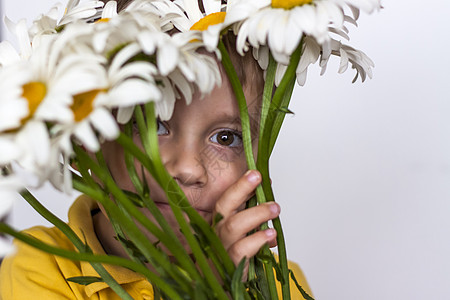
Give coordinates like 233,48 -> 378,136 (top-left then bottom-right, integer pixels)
116,235 -> 149,264
193,282 -> 209,300
123,121 -> 144,195
275,106 -> 294,115
189,222 -> 228,286
153,284 -> 162,300
254,256 -> 270,299
127,51 -> 156,65
153,240 -> 161,248
66,276 -> 104,286
106,42 -> 129,62
273,262 -> 284,284
122,190 -> 145,208
55,25 -> 65,33
289,269 -> 315,300
231,258 -> 247,300
257,252 -> 284,284
141,165 -> 151,198
246,279 -> 266,300
78,230 -> 92,254
1,166 -> 11,176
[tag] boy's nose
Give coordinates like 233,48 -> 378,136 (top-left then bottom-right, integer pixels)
163,147 -> 207,188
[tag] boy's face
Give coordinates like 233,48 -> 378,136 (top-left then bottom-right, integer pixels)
102,68 -> 261,249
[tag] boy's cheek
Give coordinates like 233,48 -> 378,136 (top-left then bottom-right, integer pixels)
201,145 -> 247,178
206,159 -> 246,187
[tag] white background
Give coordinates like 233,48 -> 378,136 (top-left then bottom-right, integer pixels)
2,1 -> 450,299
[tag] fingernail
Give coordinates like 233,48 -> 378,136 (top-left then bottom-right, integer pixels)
246,170 -> 260,183
269,203 -> 280,214
265,228 -> 276,237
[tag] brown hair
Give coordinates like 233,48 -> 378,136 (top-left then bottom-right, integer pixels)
101,0 -> 133,11
221,31 -> 264,94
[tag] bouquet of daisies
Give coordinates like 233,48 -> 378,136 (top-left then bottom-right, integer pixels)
0,0 -> 381,299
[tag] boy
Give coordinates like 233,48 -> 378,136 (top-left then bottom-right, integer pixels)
0,0 -> 312,298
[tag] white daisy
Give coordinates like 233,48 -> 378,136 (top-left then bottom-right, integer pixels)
0,63 -> 51,179
225,0 -> 381,65
123,0 -> 224,33
320,38 -> 375,83
269,35 -> 374,86
124,0 -> 186,31
62,3 -> 220,123
136,30 -> 221,120
27,0 -> 104,39
59,0 -> 104,25
0,64 -> 30,133
0,63 -> 52,179
0,21 -> 108,182
0,138 -> 22,167
28,3 -> 62,38
2,17 -> 33,62
188,11 -> 226,51
89,4 -> 163,55
170,32 -> 222,98
52,90 -> 115,154
139,0 -> 227,51
53,39 -> 163,152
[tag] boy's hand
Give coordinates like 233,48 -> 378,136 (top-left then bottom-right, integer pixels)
213,170 -> 280,279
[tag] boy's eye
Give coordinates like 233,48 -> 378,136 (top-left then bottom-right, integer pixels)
210,130 -> 242,147
157,121 -> 169,135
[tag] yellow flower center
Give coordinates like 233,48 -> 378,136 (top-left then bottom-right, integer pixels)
271,0 -> 314,9
190,12 -> 226,31
70,89 -> 104,122
21,82 -> 47,122
95,18 -> 110,24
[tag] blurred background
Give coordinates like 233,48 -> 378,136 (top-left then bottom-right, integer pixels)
2,0 -> 450,299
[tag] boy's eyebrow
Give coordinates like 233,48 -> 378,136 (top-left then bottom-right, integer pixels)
212,110 -> 261,138
212,112 -> 242,125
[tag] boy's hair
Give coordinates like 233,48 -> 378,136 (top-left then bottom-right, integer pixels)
101,0 -> 134,11
221,32 -> 264,97
102,0 -> 264,97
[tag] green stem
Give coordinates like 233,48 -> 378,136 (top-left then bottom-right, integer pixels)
72,173 -> 106,200
123,122 -> 144,195
135,103 -> 229,299
217,41 -> 265,204
71,174 -> 146,268
73,146 -> 193,294
115,132 -> 236,276
218,39 -> 278,300
247,55 -> 277,288
261,38 -> 304,157
0,223 -> 182,300
257,39 -> 305,300
259,54 -> 277,142
74,146 -> 147,261
256,80 -> 295,300
268,77 -> 296,156
95,148 -> 152,265
130,107 -> 203,283
255,257 -> 270,299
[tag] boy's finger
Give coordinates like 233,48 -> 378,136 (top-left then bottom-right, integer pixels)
228,229 -> 277,266
217,202 -> 280,249
214,170 -> 261,217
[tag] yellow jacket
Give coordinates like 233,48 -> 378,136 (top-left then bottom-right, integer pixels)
0,196 -> 312,299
